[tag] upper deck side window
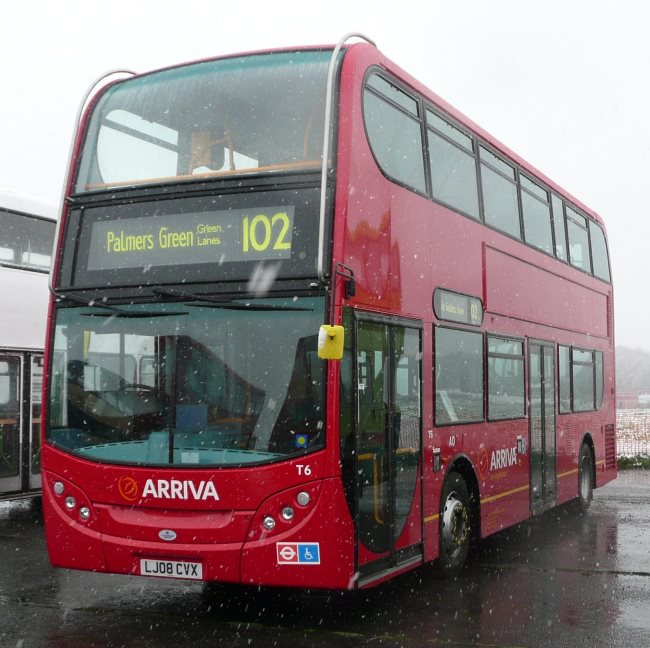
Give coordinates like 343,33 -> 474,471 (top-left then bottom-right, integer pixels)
74,50 -> 333,192
479,146 -> 521,240
363,72 -> 427,194
589,220 -> 611,282
550,194 -> 568,261
422,108 -> 610,284
426,109 -> 480,220
364,78 -> 612,285
565,206 -> 592,273
520,175 -> 553,254
0,209 -> 55,272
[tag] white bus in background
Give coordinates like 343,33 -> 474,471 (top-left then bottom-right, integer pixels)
0,190 -> 56,500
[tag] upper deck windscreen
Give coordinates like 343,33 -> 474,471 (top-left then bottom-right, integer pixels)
74,50 -> 332,192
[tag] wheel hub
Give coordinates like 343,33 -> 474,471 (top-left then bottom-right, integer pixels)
441,493 -> 469,552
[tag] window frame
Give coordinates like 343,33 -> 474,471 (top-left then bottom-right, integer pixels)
520,174 -> 554,256
550,194 -> 568,262
558,344 -> 604,414
434,325 -> 485,427
589,220 -> 612,282
565,206 -> 592,274
479,144 -> 522,241
487,334 -> 526,422
0,208 -> 56,273
362,69 -> 428,197
425,107 -> 480,221
572,347 -> 596,412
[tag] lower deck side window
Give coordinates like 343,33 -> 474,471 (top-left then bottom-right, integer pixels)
559,345 -> 603,412
435,327 -> 483,424
488,337 -> 525,420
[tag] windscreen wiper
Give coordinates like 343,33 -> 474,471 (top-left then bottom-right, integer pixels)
55,291 -> 188,318
152,287 -> 312,312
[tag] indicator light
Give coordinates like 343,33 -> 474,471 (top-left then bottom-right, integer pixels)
65,496 -> 76,510
281,506 -> 295,521
79,507 -> 91,521
262,516 -> 276,530
53,482 -> 65,496
296,491 -> 310,507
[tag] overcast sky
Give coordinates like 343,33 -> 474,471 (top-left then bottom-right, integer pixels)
2,0 -> 648,350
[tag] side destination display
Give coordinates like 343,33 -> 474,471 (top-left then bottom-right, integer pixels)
87,206 -> 295,270
433,288 -> 483,327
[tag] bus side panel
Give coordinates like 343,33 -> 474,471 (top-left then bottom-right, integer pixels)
556,412 -> 611,505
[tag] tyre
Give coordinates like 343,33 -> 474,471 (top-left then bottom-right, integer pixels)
576,443 -> 594,512
438,471 -> 473,575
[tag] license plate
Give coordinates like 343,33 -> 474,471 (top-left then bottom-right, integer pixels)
140,558 -> 203,580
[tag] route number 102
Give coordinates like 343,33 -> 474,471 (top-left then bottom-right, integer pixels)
242,213 -> 291,253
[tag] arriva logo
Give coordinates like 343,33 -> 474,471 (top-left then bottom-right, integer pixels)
117,477 -> 220,502
118,476 -> 139,502
490,447 -> 518,471
142,478 -> 220,501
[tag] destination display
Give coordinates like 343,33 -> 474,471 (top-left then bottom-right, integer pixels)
433,288 -> 483,326
87,206 -> 295,271
57,186 -> 324,289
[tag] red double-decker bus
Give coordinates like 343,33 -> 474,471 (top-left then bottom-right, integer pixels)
42,34 -> 616,589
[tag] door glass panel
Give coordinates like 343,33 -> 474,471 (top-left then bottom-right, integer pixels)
543,347 -> 556,500
529,346 -> 543,507
0,355 -> 21,479
356,321 -> 421,557
529,343 -> 556,513
392,328 -> 420,542
357,322 -> 390,554
31,356 -> 44,476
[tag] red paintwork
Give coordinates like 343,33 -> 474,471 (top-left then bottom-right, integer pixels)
333,43 -> 616,568
43,41 -> 616,590
42,445 -> 354,589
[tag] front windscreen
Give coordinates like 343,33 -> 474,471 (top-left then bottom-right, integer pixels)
75,50 -> 332,192
47,296 -> 326,466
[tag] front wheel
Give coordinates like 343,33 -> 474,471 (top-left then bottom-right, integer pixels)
438,472 -> 473,575
576,443 -> 594,512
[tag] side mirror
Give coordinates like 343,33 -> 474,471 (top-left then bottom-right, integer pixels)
318,325 -> 344,360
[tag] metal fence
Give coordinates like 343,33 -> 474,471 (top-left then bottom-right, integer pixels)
617,410 -> 650,458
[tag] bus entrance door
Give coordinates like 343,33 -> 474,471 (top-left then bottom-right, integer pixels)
529,341 -> 557,514
0,354 -> 22,496
0,353 -> 42,499
28,356 -> 44,492
355,318 -> 422,585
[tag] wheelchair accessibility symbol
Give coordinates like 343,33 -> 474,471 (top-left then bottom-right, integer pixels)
276,542 -> 321,565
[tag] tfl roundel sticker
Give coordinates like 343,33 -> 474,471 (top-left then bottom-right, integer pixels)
276,542 -> 320,565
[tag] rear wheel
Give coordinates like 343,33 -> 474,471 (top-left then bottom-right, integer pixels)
576,443 -> 594,512
438,472 -> 473,575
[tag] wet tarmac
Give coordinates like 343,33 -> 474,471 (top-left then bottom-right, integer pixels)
1,471 -> 649,648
